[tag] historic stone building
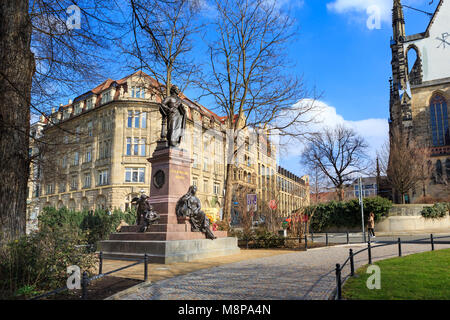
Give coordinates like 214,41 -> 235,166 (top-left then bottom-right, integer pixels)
389,0 -> 450,202
26,71 -> 309,230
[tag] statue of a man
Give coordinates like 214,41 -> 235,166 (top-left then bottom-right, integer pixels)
131,194 -> 160,232
176,186 -> 216,240
160,85 -> 186,147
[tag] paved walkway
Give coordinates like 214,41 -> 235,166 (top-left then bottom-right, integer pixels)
111,241 -> 450,300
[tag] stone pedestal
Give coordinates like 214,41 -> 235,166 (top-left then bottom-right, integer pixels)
98,143 -> 240,263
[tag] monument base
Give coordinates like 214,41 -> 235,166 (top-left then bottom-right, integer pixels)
98,236 -> 240,264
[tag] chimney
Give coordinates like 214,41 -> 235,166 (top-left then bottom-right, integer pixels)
68,99 -> 73,104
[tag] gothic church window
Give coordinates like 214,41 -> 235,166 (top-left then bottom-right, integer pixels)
429,95 -> 449,146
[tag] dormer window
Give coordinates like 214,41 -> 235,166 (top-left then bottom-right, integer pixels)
86,98 -> 93,110
74,103 -> 82,115
131,86 -> 145,99
101,90 -> 112,104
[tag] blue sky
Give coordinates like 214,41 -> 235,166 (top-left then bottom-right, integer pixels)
43,0 -> 440,178
271,0 -> 440,177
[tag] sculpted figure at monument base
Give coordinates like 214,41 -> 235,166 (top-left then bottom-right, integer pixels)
176,186 -> 216,240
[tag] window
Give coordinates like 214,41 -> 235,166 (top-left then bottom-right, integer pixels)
125,137 -> 146,156
73,152 -> 79,166
134,111 -> 140,128
203,157 -> 208,171
127,111 -> 133,128
142,112 -> 147,128
84,148 -> 92,163
203,180 -> 209,193
193,178 -> 198,188
193,153 -> 199,169
83,173 -> 91,188
70,176 -> 78,190
75,126 -> 80,142
99,140 -> 111,159
74,103 -> 82,115
86,98 -> 93,110
125,167 -> 145,183
46,183 -> 54,195
131,86 -> 145,98
101,90 -> 112,104
430,95 -> 449,146
59,182 -> 66,193
87,121 -> 93,137
213,183 -> 220,195
98,170 -> 109,186
62,156 -> 67,168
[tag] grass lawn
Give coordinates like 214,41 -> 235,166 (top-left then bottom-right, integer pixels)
342,248 -> 450,300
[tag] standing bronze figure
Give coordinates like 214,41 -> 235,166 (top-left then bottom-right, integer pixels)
160,85 -> 186,147
176,186 -> 216,240
131,194 -> 160,232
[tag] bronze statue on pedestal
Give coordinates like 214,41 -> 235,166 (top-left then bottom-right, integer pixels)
160,85 -> 186,147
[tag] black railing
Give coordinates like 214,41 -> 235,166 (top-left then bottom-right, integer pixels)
30,252 -> 150,300
332,234 -> 450,300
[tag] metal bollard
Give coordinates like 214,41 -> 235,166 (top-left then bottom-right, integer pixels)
144,253 -> 148,282
431,234 -> 434,251
335,264 -> 342,300
311,231 -> 314,243
326,233 -> 328,246
98,251 -> 103,275
81,271 -> 88,300
346,231 -> 350,244
349,249 -> 355,276
368,240 -> 372,265
304,234 -> 308,251
398,238 -> 402,257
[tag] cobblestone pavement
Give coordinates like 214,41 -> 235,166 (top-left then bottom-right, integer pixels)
115,242 -> 450,300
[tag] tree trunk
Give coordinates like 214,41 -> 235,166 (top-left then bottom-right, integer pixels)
0,0 -> 35,242
222,163 -> 234,230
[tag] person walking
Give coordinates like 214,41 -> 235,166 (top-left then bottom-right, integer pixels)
368,212 -> 376,238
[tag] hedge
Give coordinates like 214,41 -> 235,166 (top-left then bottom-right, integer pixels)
307,196 -> 392,232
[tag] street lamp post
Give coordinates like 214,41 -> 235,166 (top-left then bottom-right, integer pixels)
358,177 -> 366,243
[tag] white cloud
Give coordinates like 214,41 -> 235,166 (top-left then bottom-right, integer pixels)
276,99 -> 388,161
326,0 -> 426,25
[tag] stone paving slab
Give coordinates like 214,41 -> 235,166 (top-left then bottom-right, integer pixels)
110,242 -> 450,300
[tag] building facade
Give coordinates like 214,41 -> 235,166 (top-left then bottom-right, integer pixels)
26,71 -> 310,230
389,0 -> 450,202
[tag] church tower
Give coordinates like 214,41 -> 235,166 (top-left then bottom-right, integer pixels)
390,0 -> 413,132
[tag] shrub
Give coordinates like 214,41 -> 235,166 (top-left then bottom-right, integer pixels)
421,203 -> 449,219
0,225 -> 96,299
38,207 -> 136,249
308,196 -> 392,232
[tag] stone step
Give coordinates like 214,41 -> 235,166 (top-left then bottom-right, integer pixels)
120,224 -> 189,233
109,230 -> 228,241
98,237 -> 240,264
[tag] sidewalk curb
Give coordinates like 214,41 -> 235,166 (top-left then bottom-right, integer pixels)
105,280 -> 152,300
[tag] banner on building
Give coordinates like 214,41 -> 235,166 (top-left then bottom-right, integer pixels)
247,194 -> 257,212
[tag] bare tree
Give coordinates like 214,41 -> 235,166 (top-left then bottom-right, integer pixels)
301,125 -> 369,201
0,0 -> 35,242
127,0 -> 204,98
197,0 -> 318,228
1,0 -> 124,241
379,127 -> 432,204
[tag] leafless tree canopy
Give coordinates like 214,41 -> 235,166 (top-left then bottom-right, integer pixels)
379,127 -> 433,203
301,125 -> 369,201
127,0 -> 203,97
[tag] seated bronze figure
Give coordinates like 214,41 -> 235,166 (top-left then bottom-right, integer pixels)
176,186 -> 216,240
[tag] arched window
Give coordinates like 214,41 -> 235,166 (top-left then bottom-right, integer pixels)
429,95 -> 449,146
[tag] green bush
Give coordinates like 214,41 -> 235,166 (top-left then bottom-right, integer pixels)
38,207 -> 136,249
0,225 -> 96,299
421,203 -> 449,219
308,196 -> 392,232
